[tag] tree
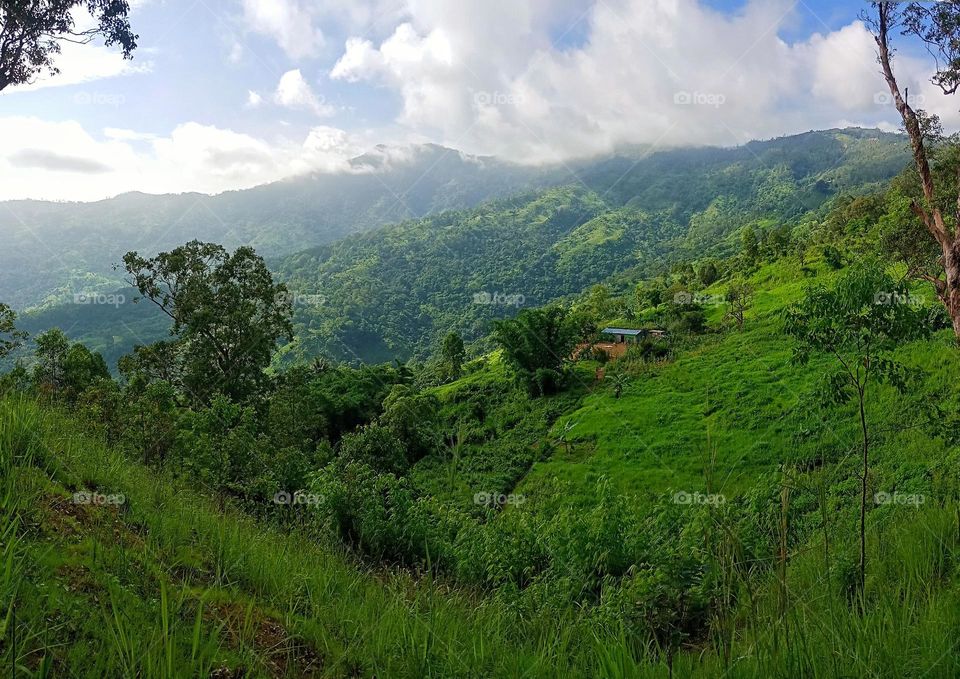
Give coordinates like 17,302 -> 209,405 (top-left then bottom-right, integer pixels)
765,225 -> 792,258
440,332 -> 465,381
123,241 -> 294,404
492,306 -> 577,396
611,373 -> 629,399
0,0 -> 137,91
0,303 -> 26,358
741,228 -> 759,264
635,280 -> 666,312
337,423 -> 409,475
555,419 -> 577,454
32,328 -> 69,391
118,340 -> 184,390
866,2 -> 960,338
581,284 -> 618,321
378,384 -> 441,464
664,300 -> 707,335
32,329 -> 108,400
822,245 -> 844,270
724,281 -> 754,330
63,342 -> 109,400
783,264 -> 931,601
698,260 -> 720,286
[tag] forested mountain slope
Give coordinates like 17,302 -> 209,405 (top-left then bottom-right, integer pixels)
7,128 -> 908,368
276,128 -> 908,363
0,144 -> 552,310
6,221 -> 960,677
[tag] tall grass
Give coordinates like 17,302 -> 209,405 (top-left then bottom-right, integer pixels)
2,394 -> 958,677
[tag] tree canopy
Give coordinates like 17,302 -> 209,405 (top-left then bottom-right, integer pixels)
0,0 -> 137,91
123,241 -> 293,403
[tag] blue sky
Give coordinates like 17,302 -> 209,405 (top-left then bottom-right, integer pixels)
0,0 -> 951,201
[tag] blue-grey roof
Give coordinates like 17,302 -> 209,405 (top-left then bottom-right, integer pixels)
601,328 -> 644,336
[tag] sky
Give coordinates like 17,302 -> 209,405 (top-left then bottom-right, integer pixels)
0,0 -> 957,201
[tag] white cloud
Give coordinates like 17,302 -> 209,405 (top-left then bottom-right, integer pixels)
104,128 -> 158,142
326,0 -> 942,163
2,40 -> 151,94
330,37 -> 385,83
237,0 -> 407,60
10,0 -> 960,202
273,69 -> 335,116
0,117 -> 365,201
240,0 -> 325,59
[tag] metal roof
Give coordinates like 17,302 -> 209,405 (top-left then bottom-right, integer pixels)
601,328 -> 644,336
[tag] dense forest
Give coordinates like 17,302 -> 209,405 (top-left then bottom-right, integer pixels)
0,144 -> 556,310
8,128 -> 909,368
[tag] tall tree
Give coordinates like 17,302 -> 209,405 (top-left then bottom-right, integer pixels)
0,303 -> 26,358
741,228 -> 760,264
867,1 -> 960,338
0,0 -> 137,91
724,280 -> 754,331
123,241 -> 294,404
62,342 -> 109,399
440,332 -> 465,381
783,264 -> 931,601
492,306 -> 576,396
32,327 -> 69,391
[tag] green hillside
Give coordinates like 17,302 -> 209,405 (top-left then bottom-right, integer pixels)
0,145 -> 553,311
276,128 -> 908,363
5,184 -> 960,675
7,128 -> 908,372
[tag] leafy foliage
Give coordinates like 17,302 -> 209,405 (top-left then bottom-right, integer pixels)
0,0 -> 137,90
492,306 -> 578,395
0,303 -> 25,358
123,241 -> 293,403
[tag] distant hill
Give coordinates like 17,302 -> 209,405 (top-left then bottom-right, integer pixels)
0,144 -> 555,310
275,128 -> 909,363
9,128 -> 910,369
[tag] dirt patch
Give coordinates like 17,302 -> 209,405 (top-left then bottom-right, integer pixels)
206,600 -> 323,678
54,562 -> 104,598
39,492 -> 96,538
37,490 -> 145,557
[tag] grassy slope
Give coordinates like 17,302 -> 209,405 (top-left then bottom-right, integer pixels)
1,397 -> 599,678
395,253 -> 960,676
6,251 -> 960,677
518,255 -> 959,505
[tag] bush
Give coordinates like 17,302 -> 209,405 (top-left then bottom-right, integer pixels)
822,244 -> 844,269
337,423 -> 410,475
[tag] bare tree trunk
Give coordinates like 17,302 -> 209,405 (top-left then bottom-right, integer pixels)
858,386 -> 869,608
945,243 -> 960,338
875,5 -> 960,339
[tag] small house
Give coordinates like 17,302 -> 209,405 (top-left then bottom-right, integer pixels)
600,327 -> 645,344
573,326 -> 669,362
